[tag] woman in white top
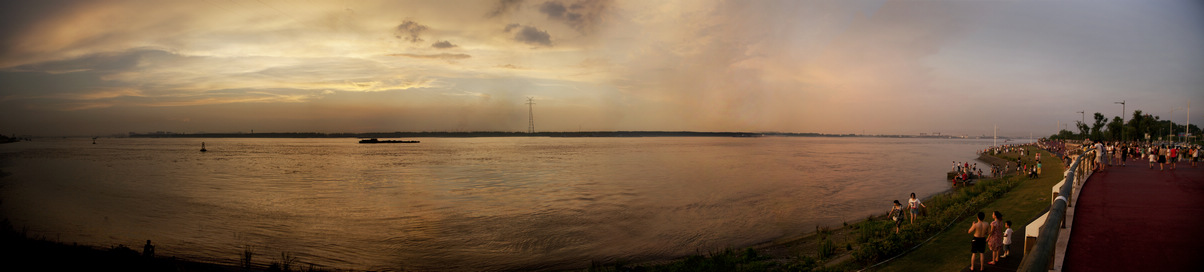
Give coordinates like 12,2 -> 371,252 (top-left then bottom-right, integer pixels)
908,192 -> 927,224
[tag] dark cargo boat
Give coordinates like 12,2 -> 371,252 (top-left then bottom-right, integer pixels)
358,138 -> 420,144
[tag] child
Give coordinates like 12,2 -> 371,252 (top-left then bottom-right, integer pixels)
1002,221 -> 1013,258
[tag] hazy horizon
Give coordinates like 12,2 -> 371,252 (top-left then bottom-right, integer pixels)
1,0 -> 1201,137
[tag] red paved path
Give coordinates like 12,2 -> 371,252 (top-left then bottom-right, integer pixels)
1063,160 -> 1204,271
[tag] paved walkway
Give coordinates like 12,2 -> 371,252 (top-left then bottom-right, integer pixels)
1063,160 -> 1204,271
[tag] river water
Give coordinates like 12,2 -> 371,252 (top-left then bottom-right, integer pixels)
0,137 -> 1001,271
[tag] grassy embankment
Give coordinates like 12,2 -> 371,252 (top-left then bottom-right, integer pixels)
873,146 -> 1064,271
587,145 -> 1062,272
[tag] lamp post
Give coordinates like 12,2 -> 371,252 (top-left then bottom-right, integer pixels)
1169,107 -> 1184,143
1115,101 -> 1125,142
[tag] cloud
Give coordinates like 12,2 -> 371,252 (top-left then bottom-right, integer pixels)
497,64 -> 525,69
63,88 -> 145,100
539,1 -> 568,19
537,0 -> 612,33
8,47 -> 171,74
0,47 -> 455,113
395,20 -> 429,43
504,24 -> 552,46
389,53 -> 471,60
431,40 -> 458,49
487,0 -> 525,18
340,78 -> 441,92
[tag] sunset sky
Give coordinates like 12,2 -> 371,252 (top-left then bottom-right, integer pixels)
1,0 -> 1201,137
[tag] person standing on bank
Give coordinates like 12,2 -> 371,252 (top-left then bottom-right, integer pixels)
1170,145 -> 1178,170
987,211 -> 1004,265
968,212 -> 989,271
908,193 -> 927,224
1159,144 -> 1168,171
1192,146 -> 1200,167
143,240 -> 155,258
890,200 -> 905,234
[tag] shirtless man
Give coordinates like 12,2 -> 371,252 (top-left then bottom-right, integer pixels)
968,212 -> 989,270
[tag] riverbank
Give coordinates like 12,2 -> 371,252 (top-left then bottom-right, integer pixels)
0,223 -> 351,272
0,222 -> 240,272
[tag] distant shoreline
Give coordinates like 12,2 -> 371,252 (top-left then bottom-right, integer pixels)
124,131 -> 1022,139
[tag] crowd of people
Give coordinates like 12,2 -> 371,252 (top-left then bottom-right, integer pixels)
975,143 -> 1045,182
950,161 -> 985,185
959,138 -> 1200,270
1084,140 -> 1200,172
922,139 -> 1196,270
965,143 -> 1043,270
1017,155 -> 1042,179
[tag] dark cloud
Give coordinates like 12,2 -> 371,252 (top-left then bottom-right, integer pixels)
1,48 -> 179,100
539,1 -> 567,19
497,64 -> 524,69
0,48 -> 334,114
0,0 -> 86,63
516,27 -> 552,46
10,48 -> 175,74
487,0 -> 525,18
388,53 -> 472,60
395,20 -> 428,43
536,0 -> 612,33
504,24 -> 552,46
431,40 -> 458,49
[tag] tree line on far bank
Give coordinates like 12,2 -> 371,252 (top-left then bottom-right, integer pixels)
1048,109 -> 1200,143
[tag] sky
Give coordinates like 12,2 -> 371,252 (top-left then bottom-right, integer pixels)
0,0 -> 1201,137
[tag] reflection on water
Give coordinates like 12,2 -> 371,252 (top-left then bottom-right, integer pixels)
0,137 -> 995,271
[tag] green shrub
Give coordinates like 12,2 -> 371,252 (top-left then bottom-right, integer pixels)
647,247 -> 772,272
785,254 -> 820,271
818,239 -> 836,259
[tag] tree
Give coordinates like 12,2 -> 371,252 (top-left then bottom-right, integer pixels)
1076,121 -> 1090,140
1050,129 -> 1077,140
1106,116 -> 1123,141
1091,112 -> 1106,141
1125,110 -> 1145,141
1147,115 -> 1161,141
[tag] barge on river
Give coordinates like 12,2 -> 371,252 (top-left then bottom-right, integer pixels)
358,138 -> 420,144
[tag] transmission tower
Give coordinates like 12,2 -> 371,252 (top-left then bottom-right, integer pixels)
526,97 -> 536,133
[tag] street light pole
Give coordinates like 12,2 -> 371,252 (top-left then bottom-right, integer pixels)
1169,107 -> 1184,143
1115,100 -> 1125,142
